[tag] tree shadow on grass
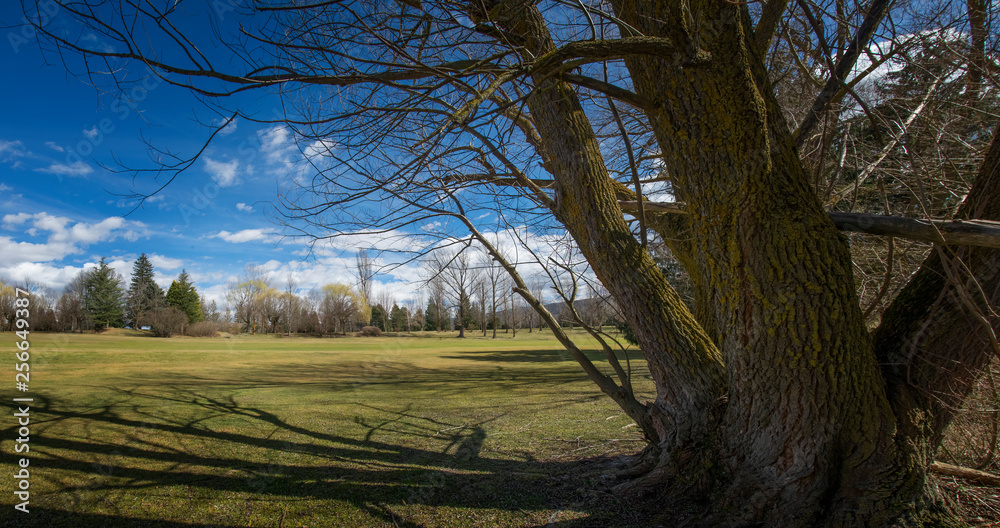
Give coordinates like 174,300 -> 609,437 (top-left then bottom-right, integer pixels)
439,347 -> 647,366
2,380 -> 654,527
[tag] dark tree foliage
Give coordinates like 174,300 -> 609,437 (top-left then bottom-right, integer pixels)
370,304 -> 388,331
83,257 -> 125,331
424,299 -> 441,331
125,253 -> 165,328
166,270 -> 203,324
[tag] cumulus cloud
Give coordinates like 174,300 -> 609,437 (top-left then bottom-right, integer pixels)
0,183 -> 11,192
0,236 -> 75,267
82,126 -> 99,140
36,161 -> 93,177
148,253 -> 184,271
209,228 -> 278,243
203,157 -> 241,187
56,216 -> 125,244
44,141 -> 64,152
236,202 -> 254,213
0,212 -> 143,267
0,261 -> 92,291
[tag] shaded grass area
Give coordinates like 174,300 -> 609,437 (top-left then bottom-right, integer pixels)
2,331 -> 654,527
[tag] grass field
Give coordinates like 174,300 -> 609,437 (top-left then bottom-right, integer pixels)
1,330 -> 655,527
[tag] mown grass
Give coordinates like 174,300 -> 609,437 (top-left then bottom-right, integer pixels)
1,330 -> 654,527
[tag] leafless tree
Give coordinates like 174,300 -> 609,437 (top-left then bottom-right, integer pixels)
427,247 -> 479,338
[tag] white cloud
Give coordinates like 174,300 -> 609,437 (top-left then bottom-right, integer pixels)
0,213 -> 144,267
0,236 -> 75,267
236,202 -> 254,213
0,183 -> 11,192
203,157 -> 241,187
258,126 -> 298,172
209,228 -> 278,243
213,117 -> 238,136
58,216 -> 125,244
148,253 -> 184,271
0,261 -> 91,291
2,213 -> 32,226
0,140 -> 28,161
44,141 -> 64,152
82,126 -> 99,140
36,161 -> 93,177
303,139 -> 337,161
260,126 -> 291,160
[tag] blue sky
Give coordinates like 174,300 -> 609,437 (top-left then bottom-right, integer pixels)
0,3 -> 432,306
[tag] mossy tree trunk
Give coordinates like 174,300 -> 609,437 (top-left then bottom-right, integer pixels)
484,1 -> 999,526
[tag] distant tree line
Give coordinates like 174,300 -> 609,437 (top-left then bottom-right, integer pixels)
0,250 -> 617,337
0,254 -> 210,336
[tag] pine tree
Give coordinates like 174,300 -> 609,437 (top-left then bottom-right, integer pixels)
83,257 -> 125,330
424,300 -> 438,331
166,270 -> 203,324
125,253 -> 165,328
370,304 -> 388,331
389,303 -> 407,332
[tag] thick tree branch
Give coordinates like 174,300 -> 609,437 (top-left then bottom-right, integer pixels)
621,201 -> 1000,249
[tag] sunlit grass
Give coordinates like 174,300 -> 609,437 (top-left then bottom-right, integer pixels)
1,330 -> 653,527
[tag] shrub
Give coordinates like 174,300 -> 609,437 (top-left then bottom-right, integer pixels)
218,322 -> 242,335
357,326 -> 382,337
185,321 -> 219,337
146,307 -> 187,337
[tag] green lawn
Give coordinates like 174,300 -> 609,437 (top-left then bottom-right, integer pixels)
1,331 -> 654,527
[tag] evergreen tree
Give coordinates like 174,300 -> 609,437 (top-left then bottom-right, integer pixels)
83,258 -> 125,330
125,253 -> 165,328
424,300 -> 439,331
166,270 -> 203,323
389,303 -> 407,332
370,304 -> 388,331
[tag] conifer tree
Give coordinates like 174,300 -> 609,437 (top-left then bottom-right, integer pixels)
83,258 -> 125,330
424,300 -> 439,331
369,304 -> 388,331
125,253 -> 164,328
166,270 -> 203,324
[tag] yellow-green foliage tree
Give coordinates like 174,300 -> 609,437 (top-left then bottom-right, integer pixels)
0,280 -> 15,332
319,283 -> 363,334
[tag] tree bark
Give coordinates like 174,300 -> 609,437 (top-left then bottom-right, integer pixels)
607,2 -> 927,525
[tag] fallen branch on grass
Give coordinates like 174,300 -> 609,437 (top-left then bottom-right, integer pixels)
930,461 -> 1000,486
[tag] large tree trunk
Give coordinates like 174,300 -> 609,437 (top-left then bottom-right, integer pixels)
480,1 -> 998,525
607,3 -> 926,525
